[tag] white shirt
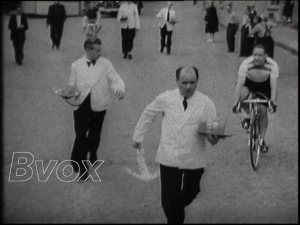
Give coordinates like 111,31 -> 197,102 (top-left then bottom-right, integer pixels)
132,89 -> 217,169
16,14 -> 21,28
156,7 -> 176,31
117,2 -> 140,29
67,56 -> 125,111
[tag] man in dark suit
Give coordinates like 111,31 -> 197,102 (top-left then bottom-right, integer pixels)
46,1 -> 66,49
8,5 -> 28,65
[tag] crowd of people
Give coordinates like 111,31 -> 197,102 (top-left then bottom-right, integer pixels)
7,1 -> 280,224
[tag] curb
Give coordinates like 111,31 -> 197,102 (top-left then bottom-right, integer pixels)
218,21 -> 298,56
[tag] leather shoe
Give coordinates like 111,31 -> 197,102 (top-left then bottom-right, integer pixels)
89,152 -> 98,165
127,54 -> 132,60
77,171 -> 88,183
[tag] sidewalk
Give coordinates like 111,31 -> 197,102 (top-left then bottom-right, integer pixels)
216,4 -> 298,56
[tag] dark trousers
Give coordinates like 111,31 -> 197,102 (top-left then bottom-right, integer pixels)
160,164 -> 205,224
71,94 -> 106,173
226,23 -> 237,52
160,25 -> 172,53
121,28 -> 136,55
12,38 -> 25,64
50,24 -> 64,48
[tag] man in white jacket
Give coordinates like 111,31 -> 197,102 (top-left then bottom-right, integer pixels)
117,1 -> 140,60
156,2 -> 176,55
131,66 -> 219,223
65,38 -> 125,182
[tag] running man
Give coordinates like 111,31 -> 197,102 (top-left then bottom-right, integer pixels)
232,44 -> 278,152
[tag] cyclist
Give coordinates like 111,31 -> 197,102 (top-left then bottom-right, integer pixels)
232,44 -> 278,153
83,2 -> 102,38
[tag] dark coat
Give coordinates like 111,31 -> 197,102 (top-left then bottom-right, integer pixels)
8,14 -> 28,41
204,6 -> 219,33
46,3 -> 66,26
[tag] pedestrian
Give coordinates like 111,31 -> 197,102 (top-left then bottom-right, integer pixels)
133,1 -> 143,15
193,0 -> 197,5
226,3 -> 239,52
82,2 -> 102,38
239,6 -> 255,57
117,1 -> 140,60
282,0 -> 294,25
156,1 -> 177,55
131,65 -> 220,224
204,1 -> 219,43
63,37 -> 125,182
46,1 -> 66,50
249,15 -> 276,58
8,5 -> 28,66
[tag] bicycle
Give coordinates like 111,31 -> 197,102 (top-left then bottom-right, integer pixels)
237,92 -> 271,171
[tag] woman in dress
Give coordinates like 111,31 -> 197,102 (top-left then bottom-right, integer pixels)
204,1 -> 219,43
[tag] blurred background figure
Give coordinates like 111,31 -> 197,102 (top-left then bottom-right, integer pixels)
226,2 -> 239,52
219,0 -> 224,10
83,2 -> 102,38
117,1 -> 140,60
282,0 -> 294,25
156,1 -> 176,55
46,1 -> 66,50
133,1 -> 143,15
239,6 -> 255,57
249,15 -> 276,58
204,1 -> 219,43
8,4 -> 28,65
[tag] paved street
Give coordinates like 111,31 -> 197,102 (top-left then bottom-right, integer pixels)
2,1 -> 298,223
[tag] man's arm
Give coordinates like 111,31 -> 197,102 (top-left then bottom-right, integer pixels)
134,5 -> 140,29
106,61 -> 125,100
234,60 -> 248,104
62,5 -> 67,22
22,15 -> 29,31
269,61 -> 279,103
132,94 -> 165,146
46,6 -> 52,25
67,63 -> 77,88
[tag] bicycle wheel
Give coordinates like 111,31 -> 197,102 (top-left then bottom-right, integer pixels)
249,115 -> 260,170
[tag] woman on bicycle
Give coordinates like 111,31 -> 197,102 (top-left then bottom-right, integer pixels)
232,44 -> 278,152
83,2 -> 102,38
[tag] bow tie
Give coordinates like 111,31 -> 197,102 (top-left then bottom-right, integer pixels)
87,60 -> 96,67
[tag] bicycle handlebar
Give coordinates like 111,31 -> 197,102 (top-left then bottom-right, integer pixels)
239,92 -> 271,108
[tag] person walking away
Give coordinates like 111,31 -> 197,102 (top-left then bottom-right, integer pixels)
204,1 -> 219,43
63,38 -> 125,182
46,1 -> 66,49
226,3 -> 239,52
8,5 -> 28,65
131,65 -> 220,223
83,2 -> 102,38
156,1 -> 177,55
117,1 -> 140,60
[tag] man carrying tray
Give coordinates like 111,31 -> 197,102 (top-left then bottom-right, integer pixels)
131,65 -> 224,223
57,37 -> 125,182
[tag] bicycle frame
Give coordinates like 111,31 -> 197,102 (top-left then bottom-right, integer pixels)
239,92 -> 270,170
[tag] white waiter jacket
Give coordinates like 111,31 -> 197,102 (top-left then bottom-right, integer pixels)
132,89 -> 217,169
